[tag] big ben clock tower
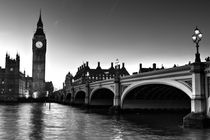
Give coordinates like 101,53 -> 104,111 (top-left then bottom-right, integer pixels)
32,12 -> 46,98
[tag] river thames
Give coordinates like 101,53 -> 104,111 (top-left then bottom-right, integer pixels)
0,103 -> 209,140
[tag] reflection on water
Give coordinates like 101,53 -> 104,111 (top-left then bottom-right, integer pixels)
0,103 -> 209,140
29,103 -> 44,140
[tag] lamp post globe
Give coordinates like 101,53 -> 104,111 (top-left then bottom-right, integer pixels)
194,27 -> 200,35
198,33 -> 202,39
192,35 -> 196,42
192,27 -> 202,63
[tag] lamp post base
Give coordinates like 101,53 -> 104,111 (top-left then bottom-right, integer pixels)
195,53 -> 201,63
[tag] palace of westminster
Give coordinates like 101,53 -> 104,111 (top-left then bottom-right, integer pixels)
0,13 -> 53,101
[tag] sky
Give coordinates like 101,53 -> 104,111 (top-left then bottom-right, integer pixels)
0,0 -> 209,89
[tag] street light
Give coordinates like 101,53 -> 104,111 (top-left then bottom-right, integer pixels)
86,72 -> 89,82
192,26 -> 203,63
85,72 -> 90,106
115,59 -> 120,82
115,59 -> 120,70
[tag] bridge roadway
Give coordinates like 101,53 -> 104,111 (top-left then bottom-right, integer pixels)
53,61 -> 210,128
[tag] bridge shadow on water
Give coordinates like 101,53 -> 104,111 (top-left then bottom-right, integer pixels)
74,106 -> 199,138
85,108 -> 208,138
74,104 -> 191,128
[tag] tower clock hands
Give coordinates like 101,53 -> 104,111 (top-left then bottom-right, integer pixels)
36,41 -> 43,48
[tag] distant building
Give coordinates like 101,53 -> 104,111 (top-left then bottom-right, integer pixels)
45,81 -> 54,96
64,72 -> 73,93
73,61 -> 130,85
62,72 -> 74,101
25,76 -> 33,98
138,63 -> 163,73
0,54 -> 32,101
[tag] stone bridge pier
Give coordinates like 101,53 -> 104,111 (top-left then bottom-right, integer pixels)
183,62 -> 210,128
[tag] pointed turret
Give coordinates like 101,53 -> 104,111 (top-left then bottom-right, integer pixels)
37,10 -> 43,29
34,10 -> 45,36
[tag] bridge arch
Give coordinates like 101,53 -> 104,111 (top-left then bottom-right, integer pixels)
90,86 -> 115,100
121,79 -> 192,109
74,90 -> 86,105
89,87 -> 115,106
74,90 -> 86,98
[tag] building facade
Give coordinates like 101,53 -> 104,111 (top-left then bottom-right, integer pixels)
0,54 -> 32,101
73,61 -> 130,85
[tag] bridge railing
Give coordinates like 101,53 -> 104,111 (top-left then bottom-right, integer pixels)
121,65 -> 191,81
72,64 -> 191,86
73,74 -> 116,86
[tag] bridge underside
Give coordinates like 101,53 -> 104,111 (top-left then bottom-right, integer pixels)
74,91 -> 85,105
59,94 -> 64,102
66,93 -> 71,101
90,88 -> 114,107
122,84 -> 191,110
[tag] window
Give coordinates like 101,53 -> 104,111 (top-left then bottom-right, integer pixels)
1,89 -> 4,94
10,67 -> 14,71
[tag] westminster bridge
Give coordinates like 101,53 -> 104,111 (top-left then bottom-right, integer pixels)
52,60 -> 210,128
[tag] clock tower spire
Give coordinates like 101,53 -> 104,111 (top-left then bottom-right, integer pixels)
34,10 -> 45,37
37,10 -> 43,28
32,11 -> 47,98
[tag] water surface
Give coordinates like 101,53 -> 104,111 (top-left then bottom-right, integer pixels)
0,103 -> 209,140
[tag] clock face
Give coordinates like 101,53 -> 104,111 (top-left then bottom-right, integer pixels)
35,41 -> 43,48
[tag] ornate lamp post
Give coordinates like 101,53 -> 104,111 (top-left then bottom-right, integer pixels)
85,72 -> 90,107
115,59 -> 120,81
86,72 -> 89,82
183,27 -> 208,129
111,58 -> 121,114
192,26 -> 203,63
